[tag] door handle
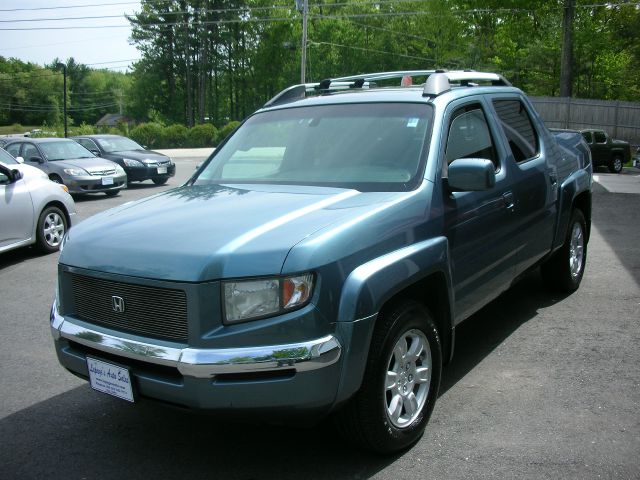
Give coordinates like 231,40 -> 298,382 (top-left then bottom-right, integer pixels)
502,191 -> 515,212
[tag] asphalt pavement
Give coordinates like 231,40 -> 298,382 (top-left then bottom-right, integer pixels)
0,157 -> 638,479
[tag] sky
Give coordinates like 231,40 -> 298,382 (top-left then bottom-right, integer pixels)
0,0 -> 142,71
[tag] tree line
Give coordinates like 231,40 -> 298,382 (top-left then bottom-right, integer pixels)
1,0 -> 638,134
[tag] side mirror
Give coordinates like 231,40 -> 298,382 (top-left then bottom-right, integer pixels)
90,149 -> 101,156
447,158 -> 496,192
15,156 -> 25,164
10,169 -> 23,181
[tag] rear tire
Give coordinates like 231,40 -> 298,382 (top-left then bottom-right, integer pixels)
609,155 -> 623,174
541,209 -> 587,292
36,206 -> 67,253
335,300 -> 442,454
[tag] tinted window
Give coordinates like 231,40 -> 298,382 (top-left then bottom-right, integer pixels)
493,99 -> 539,163
77,139 -> 98,151
582,131 -> 593,143
196,103 -> 432,192
594,131 -> 607,143
445,105 -> 498,170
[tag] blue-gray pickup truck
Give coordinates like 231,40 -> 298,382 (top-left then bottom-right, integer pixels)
51,70 -> 593,453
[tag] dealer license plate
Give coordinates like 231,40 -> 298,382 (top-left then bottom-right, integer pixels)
87,357 -> 134,402
101,176 -> 114,186
157,166 -> 167,174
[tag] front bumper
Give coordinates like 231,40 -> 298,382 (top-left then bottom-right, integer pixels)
125,162 -> 175,182
65,173 -> 127,194
50,303 -> 343,412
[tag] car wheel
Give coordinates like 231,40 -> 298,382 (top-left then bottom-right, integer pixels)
105,190 -> 120,197
152,178 -> 168,185
609,155 -> 623,174
36,206 -> 67,253
335,300 -> 442,454
541,209 -> 587,292
49,174 -> 63,184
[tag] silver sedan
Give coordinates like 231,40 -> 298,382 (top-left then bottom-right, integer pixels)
0,148 -> 76,254
4,138 -> 127,196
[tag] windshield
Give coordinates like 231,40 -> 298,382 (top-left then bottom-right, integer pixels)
96,136 -> 143,153
0,148 -> 18,164
195,103 -> 432,192
40,141 -> 96,161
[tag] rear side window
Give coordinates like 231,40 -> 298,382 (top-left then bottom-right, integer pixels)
5,143 -> 21,158
493,99 -> 539,163
594,131 -> 606,143
582,131 -> 593,143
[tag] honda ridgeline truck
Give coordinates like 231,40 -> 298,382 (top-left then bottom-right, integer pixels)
51,71 -> 593,453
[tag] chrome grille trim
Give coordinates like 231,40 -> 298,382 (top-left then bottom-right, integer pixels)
68,273 -> 188,342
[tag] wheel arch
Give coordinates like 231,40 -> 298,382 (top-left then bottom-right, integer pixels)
333,237 -> 455,405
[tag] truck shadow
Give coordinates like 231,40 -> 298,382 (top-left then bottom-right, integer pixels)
439,270 -> 565,395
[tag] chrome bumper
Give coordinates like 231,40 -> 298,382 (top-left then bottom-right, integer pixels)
50,305 -> 341,379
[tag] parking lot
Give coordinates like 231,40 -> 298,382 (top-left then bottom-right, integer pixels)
1,155 -> 638,479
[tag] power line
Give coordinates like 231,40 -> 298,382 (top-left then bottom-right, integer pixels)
309,40 -> 434,62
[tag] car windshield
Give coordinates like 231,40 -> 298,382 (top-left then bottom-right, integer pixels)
194,103 -> 432,192
0,148 -> 18,164
96,136 -> 143,152
40,141 -> 95,161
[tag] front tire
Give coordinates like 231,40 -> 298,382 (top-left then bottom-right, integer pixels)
36,206 -> 67,253
152,177 -> 168,185
541,209 -> 587,292
105,190 -> 120,197
335,300 -> 442,454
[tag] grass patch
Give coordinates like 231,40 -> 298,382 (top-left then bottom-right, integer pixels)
0,125 -> 40,135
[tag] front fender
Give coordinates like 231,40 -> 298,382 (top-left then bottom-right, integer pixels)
333,236 -> 453,405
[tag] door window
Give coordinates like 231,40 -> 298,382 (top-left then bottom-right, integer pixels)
5,143 -> 21,158
445,104 -> 498,170
594,131 -> 607,143
23,144 -> 40,161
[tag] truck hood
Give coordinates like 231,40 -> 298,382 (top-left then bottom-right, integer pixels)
60,183 -> 405,282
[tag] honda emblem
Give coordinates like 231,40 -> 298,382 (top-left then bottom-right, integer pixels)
112,296 -> 125,313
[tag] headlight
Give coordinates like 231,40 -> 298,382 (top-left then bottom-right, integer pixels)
122,158 -> 143,167
63,168 -> 86,176
223,273 -> 314,324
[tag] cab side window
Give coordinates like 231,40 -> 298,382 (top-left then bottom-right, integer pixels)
594,131 -> 606,144
445,104 -> 498,170
493,99 -> 539,163
582,131 -> 593,144
23,144 -> 40,161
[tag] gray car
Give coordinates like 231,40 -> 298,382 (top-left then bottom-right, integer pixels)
3,138 -> 127,196
0,147 -> 76,254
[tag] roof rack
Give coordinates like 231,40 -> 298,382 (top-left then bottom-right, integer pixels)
263,69 -> 512,107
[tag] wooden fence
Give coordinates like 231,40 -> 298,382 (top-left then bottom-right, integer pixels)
530,96 -> 640,146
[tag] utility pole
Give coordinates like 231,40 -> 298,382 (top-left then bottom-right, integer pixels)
560,0 -> 574,97
56,63 -> 68,138
297,0 -> 309,83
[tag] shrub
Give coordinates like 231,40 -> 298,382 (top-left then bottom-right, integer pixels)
216,121 -> 241,145
130,122 -> 163,149
69,122 -> 96,136
162,124 -> 189,148
187,123 -> 218,147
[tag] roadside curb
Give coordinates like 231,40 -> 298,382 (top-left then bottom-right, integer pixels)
156,148 -> 214,158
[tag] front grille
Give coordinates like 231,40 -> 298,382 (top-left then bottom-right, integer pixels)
69,273 -> 188,342
89,169 -> 117,176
